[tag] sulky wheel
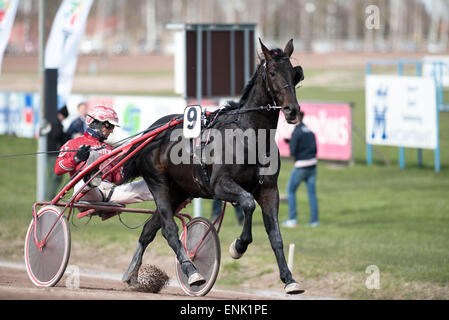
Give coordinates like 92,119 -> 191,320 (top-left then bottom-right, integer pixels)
24,205 -> 71,287
175,217 -> 221,296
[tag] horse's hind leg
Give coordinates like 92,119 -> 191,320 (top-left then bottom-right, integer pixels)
256,186 -> 304,294
152,188 -> 206,286
122,212 -> 161,286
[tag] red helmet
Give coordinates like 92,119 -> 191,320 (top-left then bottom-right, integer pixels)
86,105 -> 120,127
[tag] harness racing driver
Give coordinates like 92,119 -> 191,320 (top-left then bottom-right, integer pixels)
54,105 -> 154,205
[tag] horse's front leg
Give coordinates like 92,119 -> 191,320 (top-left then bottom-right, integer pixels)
214,176 -> 256,259
256,185 -> 305,294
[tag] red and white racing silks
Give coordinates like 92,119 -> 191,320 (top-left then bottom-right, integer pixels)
54,131 -> 122,183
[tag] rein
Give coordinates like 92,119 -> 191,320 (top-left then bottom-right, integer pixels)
203,104 -> 281,131
221,104 -> 281,115
0,145 -> 108,159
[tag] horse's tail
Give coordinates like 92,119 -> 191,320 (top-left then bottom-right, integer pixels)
121,143 -> 141,184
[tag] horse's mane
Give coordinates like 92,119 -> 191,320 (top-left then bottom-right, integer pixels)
225,62 -> 261,109
226,47 -> 287,109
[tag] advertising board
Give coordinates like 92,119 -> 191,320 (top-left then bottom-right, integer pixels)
365,75 -> 437,150
276,102 -> 352,161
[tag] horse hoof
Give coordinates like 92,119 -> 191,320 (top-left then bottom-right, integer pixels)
285,282 -> 305,295
122,242 -> 143,283
188,272 -> 206,286
122,271 -> 131,283
229,239 -> 243,259
123,273 -> 139,287
122,270 -> 136,284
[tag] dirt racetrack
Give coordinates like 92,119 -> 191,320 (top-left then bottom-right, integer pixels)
2,51 -> 429,73
0,51 -> 431,95
0,263 -> 265,300
0,261 -> 328,300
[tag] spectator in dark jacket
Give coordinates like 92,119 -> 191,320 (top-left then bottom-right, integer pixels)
46,106 -> 70,200
67,102 -> 87,138
283,111 -> 319,228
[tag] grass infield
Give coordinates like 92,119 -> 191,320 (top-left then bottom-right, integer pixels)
1,86 -> 448,299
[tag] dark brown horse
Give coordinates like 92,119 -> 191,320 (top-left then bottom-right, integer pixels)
121,38 -> 305,294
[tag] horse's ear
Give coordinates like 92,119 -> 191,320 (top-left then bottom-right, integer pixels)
259,38 -> 273,62
284,39 -> 294,57
293,65 -> 304,85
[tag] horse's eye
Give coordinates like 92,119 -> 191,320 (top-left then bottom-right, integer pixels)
269,71 -> 275,77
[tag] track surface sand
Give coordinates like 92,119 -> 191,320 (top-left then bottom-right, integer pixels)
1,262 -> 328,300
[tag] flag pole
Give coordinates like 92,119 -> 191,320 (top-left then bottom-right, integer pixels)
37,0 -> 47,201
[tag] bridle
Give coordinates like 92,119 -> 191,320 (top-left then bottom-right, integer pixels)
261,58 -> 295,108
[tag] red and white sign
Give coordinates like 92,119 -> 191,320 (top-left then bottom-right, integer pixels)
276,102 -> 352,161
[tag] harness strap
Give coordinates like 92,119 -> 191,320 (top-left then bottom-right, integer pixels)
215,104 -> 281,117
105,186 -> 116,202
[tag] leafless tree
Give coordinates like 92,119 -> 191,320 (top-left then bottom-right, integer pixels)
8,0 -> 449,54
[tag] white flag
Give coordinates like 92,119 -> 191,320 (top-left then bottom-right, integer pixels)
45,0 -> 93,105
0,0 -> 19,73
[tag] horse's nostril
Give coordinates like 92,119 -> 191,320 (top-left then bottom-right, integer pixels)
284,106 -> 292,114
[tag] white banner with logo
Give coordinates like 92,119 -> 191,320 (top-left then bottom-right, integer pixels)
0,0 -> 19,73
45,0 -> 93,105
65,94 -> 186,143
110,95 -> 186,142
1,92 -> 187,141
366,75 -> 437,150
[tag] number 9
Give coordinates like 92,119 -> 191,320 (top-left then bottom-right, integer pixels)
187,107 -> 197,129
183,105 -> 201,138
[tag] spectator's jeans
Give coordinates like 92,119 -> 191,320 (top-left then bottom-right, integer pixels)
286,166 -> 318,224
212,199 -> 244,223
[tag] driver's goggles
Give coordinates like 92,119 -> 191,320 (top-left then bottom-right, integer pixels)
103,121 -> 115,130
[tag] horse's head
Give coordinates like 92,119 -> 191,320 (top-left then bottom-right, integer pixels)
259,38 -> 303,124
